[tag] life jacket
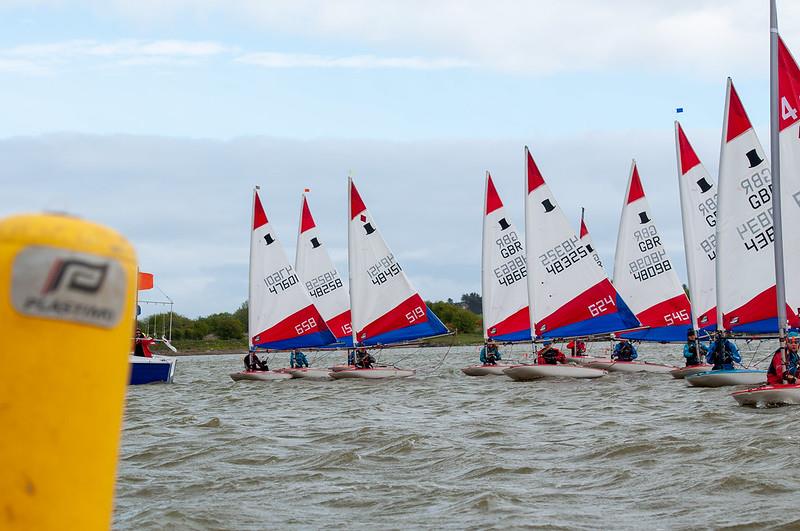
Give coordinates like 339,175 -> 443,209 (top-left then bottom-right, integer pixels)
767,350 -> 784,385
540,348 -> 559,365
685,342 -> 701,366
711,339 -> 733,369
616,343 -> 633,361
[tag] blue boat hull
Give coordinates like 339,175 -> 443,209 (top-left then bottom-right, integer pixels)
129,355 -> 176,385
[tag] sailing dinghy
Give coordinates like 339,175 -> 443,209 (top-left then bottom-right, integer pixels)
231,187 -> 335,382
330,178 -> 448,380
732,7 -> 800,404
687,80 -> 787,388
462,173 -> 529,376
504,148 -> 640,380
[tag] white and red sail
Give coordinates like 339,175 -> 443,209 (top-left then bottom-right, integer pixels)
525,148 -> 638,338
579,210 -> 603,270
777,36 -> 800,328
716,79 -> 798,332
482,172 -> 531,341
614,162 -> 692,341
249,188 -> 335,349
675,122 -> 718,333
348,178 -> 447,345
295,193 -> 353,346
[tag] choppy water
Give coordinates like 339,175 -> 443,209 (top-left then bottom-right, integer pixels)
114,343 -> 800,530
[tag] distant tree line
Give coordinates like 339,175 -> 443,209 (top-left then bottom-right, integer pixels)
137,293 -> 484,341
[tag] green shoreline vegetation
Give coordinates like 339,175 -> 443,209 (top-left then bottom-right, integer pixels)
139,293 -> 485,354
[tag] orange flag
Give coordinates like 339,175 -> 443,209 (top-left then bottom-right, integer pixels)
137,272 -> 154,291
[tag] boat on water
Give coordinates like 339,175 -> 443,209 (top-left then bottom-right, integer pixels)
730,5 -> 800,404
462,362 -> 517,376
230,187 -> 336,382
686,369 -> 767,388
670,364 -> 714,379
732,383 -> 800,406
585,358 -> 676,374
129,354 -> 177,385
330,177 -> 448,380
505,147 -> 638,380
461,172 -> 531,376
503,364 -> 606,381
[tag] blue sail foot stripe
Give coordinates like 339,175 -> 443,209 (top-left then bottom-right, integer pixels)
492,329 -> 532,342
360,307 -> 448,346
254,330 -> 336,350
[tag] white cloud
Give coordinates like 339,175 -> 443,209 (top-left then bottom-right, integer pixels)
41,0 -> 800,78
0,39 -> 233,72
237,52 -> 472,70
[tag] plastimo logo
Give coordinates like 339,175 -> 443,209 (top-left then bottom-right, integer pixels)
12,246 -> 127,328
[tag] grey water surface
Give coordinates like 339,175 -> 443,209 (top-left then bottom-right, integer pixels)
113,343 -> 800,530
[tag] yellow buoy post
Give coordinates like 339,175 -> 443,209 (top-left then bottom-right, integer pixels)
0,213 -> 137,530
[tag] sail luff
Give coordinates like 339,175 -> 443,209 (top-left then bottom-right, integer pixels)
715,80 -> 732,331
481,171 -> 490,341
676,122 -> 700,335
347,176 -> 357,347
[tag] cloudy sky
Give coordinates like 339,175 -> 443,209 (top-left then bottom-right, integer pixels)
1,0 -> 797,318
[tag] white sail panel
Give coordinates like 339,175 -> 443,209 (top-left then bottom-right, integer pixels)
249,188 -> 335,349
348,178 -> 447,345
579,211 -> 603,270
777,36 -> 800,328
614,162 -> 692,341
295,193 -> 353,346
482,172 -> 530,341
525,148 -> 639,338
675,122 -> 718,332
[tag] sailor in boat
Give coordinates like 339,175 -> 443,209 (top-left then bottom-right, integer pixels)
683,329 -> 708,367
347,349 -> 356,366
705,331 -> 741,371
566,339 -> 586,357
290,348 -> 309,369
243,351 -> 269,372
611,338 -> 638,362
354,347 -> 375,369
479,339 -> 502,366
133,329 -> 155,358
766,332 -> 800,385
537,340 -> 567,365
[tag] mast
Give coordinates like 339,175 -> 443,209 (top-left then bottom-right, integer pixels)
715,82 -> 730,333
481,171 -> 489,341
295,191 -> 304,271
248,187 -> 258,349
770,0 -> 788,356
347,175 -> 357,347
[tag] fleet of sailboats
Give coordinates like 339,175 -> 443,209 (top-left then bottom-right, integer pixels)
228,1 -> 800,404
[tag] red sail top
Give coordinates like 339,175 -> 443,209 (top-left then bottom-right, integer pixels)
676,122 -> 701,175
725,80 -> 753,143
300,195 -> 316,233
779,35 -> 800,132
626,162 -> 645,204
579,218 -> 589,238
526,148 -> 545,193
485,173 -> 504,215
253,190 -> 268,230
350,180 -> 367,220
